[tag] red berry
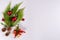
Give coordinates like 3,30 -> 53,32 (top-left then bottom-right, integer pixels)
12,17 -> 17,22
2,18 -> 5,21
7,11 -> 12,16
22,18 -> 25,21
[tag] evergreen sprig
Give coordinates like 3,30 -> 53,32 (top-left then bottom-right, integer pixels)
3,2 -> 24,27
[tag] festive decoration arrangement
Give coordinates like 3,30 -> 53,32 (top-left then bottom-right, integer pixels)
1,2 -> 25,38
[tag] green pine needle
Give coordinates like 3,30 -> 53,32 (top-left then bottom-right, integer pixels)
2,2 -> 24,27
3,2 -> 11,26
13,8 -> 24,26
10,2 -> 23,17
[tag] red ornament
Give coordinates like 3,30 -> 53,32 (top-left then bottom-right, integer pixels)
22,18 -> 25,21
7,11 -> 12,16
12,17 -> 17,22
2,18 -> 5,21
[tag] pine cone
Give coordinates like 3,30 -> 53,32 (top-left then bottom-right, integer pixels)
2,27 -> 6,32
5,32 -> 10,36
7,27 -> 11,31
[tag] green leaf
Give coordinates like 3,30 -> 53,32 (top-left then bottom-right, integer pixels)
3,2 -> 11,26
10,2 -> 23,17
13,8 -> 24,26
1,23 -> 7,27
3,2 -> 11,13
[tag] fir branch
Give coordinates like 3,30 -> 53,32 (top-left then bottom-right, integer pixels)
13,8 -> 24,26
10,2 -> 23,17
3,2 -> 11,26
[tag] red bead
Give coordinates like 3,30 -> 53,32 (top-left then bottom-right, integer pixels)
2,18 -> 5,21
7,11 -> 12,16
22,18 -> 25,21
12,17 -> 17,22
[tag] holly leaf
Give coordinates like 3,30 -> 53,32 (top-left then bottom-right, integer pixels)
13,8 -> 24,26
3,2 -> 11,26
10,2 -> 23,17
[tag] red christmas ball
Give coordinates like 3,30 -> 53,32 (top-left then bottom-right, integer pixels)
22,18 -> 25,21
2,18 -> 5,21
12,17 -> 17,22
7,11 -> 12,16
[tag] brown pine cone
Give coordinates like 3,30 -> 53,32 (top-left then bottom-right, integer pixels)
7,27 -> 11,31
5,32 -> 10,36
2,27 -> 6,32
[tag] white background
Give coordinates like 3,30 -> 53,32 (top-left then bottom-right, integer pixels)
0,0 -> 60,40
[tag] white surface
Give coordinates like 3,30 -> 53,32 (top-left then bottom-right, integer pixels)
0,0 -> 60,40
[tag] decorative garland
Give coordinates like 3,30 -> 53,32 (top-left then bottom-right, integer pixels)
1,2 -> 25,38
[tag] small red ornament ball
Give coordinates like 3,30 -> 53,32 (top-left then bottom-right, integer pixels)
2,18 -> 5,21
7,11 -> 12,16
12,17 -> 17,22
22,18 -> 25,21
